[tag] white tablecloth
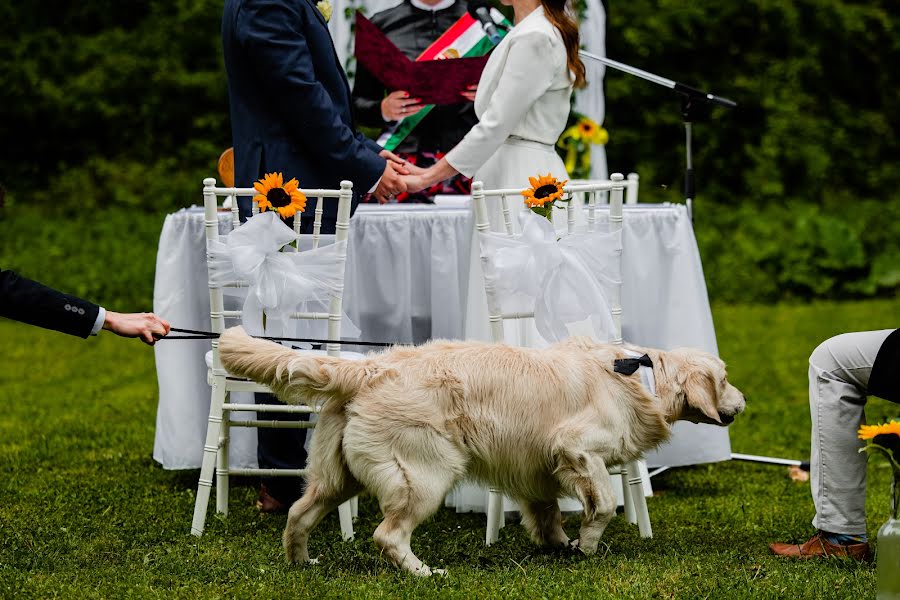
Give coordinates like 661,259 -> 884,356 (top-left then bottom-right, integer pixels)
152,203 -> 729,471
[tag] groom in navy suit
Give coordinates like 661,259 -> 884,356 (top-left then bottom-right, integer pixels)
222,0 -> 411,510
223,0 -> 408,219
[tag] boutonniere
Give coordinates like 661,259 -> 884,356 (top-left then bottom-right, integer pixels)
316,0 -> 333,22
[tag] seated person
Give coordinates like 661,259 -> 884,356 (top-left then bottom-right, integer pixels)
769,328 -> 898,561
352,0 -> 478,202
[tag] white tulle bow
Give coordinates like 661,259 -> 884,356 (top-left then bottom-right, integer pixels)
206,211 -> 359,342
478,210 -> 622,343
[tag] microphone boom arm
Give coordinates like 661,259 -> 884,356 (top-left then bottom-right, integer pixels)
578,51 -> 736,108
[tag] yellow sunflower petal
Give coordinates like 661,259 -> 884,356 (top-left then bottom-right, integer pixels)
859,420 -> 900,440
290,192 -> 307,212
283,178 -> 300,192
277,204 -> 298,219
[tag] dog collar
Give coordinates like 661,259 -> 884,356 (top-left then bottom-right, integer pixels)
615,350 -> 657,396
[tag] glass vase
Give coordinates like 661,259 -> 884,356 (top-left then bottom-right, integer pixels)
877,466 -> 900,600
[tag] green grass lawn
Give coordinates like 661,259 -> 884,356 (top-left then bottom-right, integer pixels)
0,299 -> 898,599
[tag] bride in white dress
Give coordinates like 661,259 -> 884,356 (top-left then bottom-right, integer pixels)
404,0 -> 587,513
405,0 -> 580,207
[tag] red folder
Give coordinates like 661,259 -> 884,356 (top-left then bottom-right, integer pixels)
354,13 -> 491,106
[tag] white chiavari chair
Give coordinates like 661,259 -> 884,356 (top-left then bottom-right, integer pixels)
472,172 -> 652,545
190,177 -> 362,538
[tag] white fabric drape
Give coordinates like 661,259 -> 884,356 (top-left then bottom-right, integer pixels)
573,0 -> 608,180
478,210 -> 621,344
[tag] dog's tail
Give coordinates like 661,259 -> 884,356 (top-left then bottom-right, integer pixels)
218,326 -> 375,406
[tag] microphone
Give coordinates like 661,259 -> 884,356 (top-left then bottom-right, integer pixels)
673,82 -> 737,109
467,0 -> 502,46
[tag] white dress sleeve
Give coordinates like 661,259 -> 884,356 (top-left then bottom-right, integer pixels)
445,31 -> 561,178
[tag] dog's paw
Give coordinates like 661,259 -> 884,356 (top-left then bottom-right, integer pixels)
412,565 -> 446,577
568,538 -> 598,555
306,557 -> 320,565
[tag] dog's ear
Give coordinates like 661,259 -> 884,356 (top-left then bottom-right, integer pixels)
684,370 -> 722,424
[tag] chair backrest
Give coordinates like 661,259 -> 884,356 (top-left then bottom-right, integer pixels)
565,171 -> 639,207
471,173 -> 625,347
201,177 -> 354,371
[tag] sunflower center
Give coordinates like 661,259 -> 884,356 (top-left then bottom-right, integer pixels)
267,188 -> 291,208
534,184 -> 558,199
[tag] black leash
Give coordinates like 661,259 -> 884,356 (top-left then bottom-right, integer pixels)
161,327 -> 396,348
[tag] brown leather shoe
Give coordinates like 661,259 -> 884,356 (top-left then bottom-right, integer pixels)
769,533 -> 871,562
255,484 -> 288,514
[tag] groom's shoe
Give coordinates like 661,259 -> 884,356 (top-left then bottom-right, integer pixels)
769,533 -> 871,562
255,484 -> 288,514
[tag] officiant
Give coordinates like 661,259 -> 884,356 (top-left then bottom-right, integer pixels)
352,0 -> 478,202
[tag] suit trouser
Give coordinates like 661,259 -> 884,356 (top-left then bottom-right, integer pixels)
809,329 -> 893,535
256,216 -> 337,503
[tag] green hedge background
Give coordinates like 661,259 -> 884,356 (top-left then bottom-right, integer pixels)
0,0 -> 897,311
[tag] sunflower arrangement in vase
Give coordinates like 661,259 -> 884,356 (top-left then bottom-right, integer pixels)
521,174 -> 567,221
252,172 -> 307,219
858,420 -> 900,597
556,113 -> 609,179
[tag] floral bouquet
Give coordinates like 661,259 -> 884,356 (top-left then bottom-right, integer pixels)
556,113 -> 609,179
521,174 -> 567,221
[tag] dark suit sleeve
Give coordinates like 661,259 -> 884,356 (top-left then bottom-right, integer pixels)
236,0 -> 385,191
0,269 -> 100,338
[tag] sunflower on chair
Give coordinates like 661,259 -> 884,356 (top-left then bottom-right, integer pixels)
253,172 -> 307,218
521,174 -> 567,220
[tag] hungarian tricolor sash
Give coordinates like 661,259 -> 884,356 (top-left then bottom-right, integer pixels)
377,9 -> 510,151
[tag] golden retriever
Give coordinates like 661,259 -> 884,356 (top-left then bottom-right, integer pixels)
218,326 -> 745,575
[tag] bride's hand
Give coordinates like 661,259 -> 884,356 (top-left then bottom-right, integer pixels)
400,161 -> 428,177
404,174 -> 429,194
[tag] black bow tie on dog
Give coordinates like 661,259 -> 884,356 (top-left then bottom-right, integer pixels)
613,354 -> 653,376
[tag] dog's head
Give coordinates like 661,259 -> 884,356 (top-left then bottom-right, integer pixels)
656,348 -> 746,426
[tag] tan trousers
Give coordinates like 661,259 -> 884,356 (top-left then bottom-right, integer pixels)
809,329 -> 893,535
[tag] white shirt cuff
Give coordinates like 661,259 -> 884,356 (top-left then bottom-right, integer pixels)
91,307 -> 106,336
368,176 -> 382,194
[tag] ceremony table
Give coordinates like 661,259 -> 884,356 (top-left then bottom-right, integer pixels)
152,202 -> 730,477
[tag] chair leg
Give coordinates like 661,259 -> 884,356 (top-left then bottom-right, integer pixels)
621,471 -> 637,524
336,500 -> 354,540
626,460 -> 652,538
191,377 -> 226,536
485,488 -> 504,545
215,400 -> 230,516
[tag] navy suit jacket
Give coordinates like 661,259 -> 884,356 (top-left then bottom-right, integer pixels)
0,269 -> 100,338
222,0 -> 385,221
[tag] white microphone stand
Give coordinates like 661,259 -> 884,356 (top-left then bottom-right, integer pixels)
578,50 -> 737,220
